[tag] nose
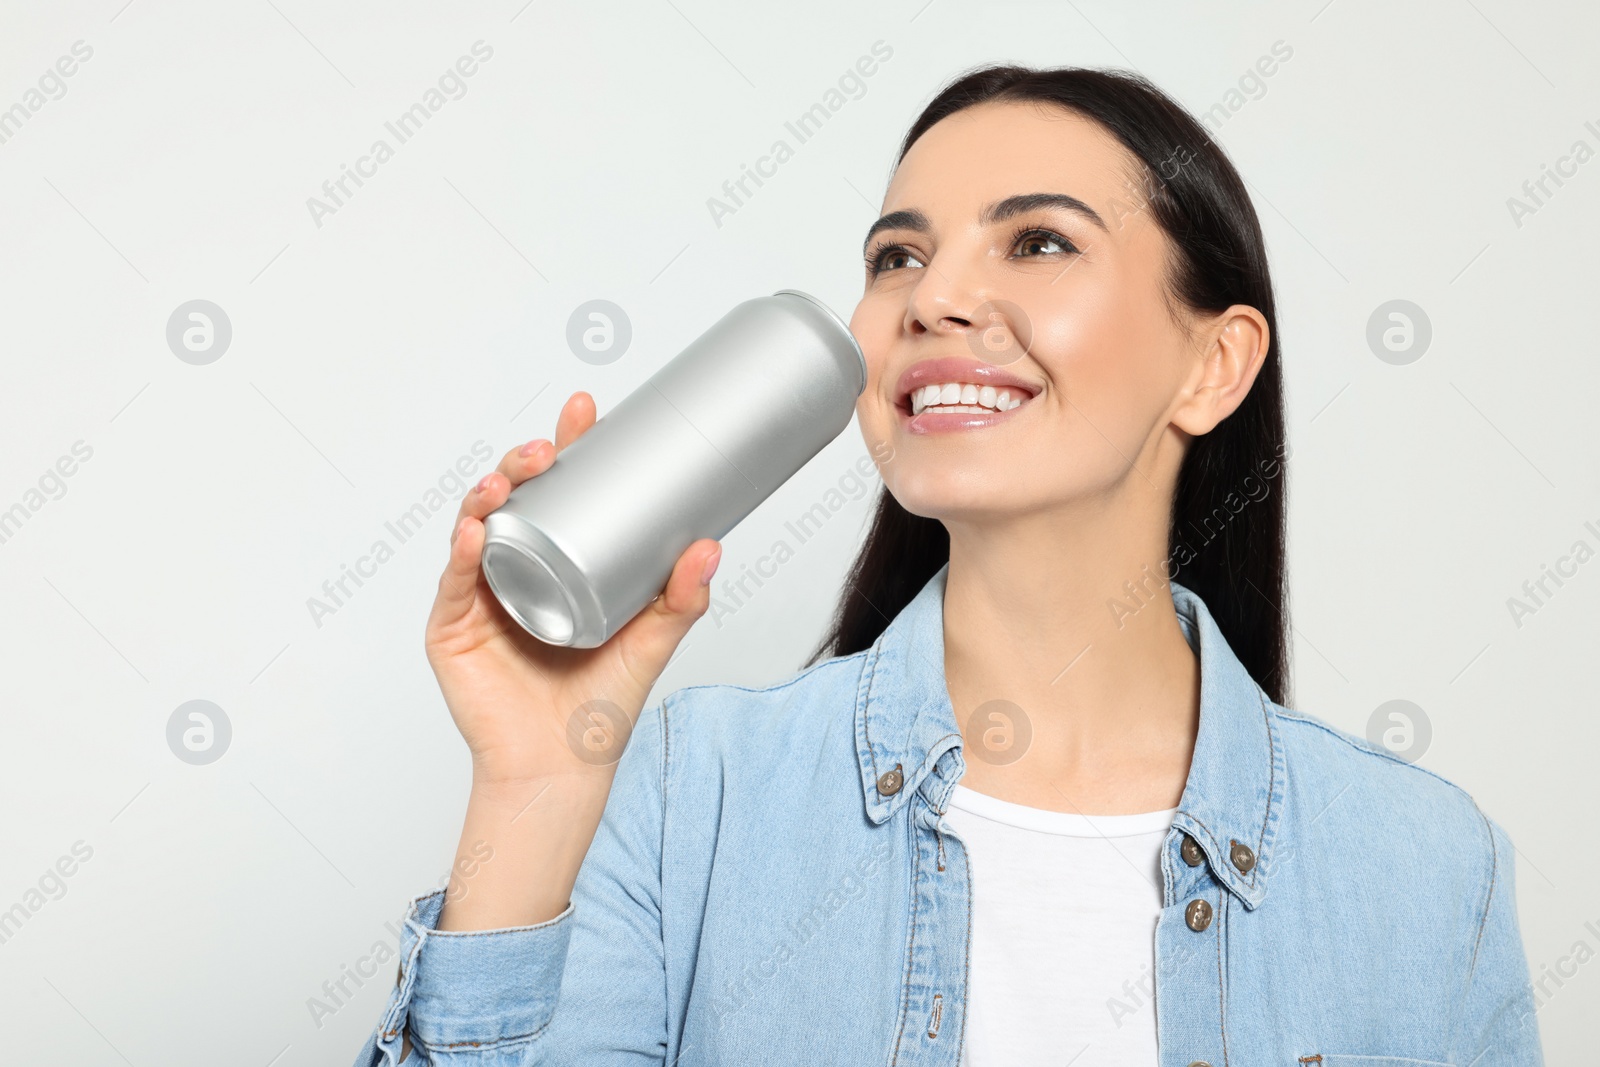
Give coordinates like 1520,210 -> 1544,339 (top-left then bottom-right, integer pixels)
903,262 -> 981,341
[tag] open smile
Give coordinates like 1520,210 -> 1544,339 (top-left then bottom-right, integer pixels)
893,356 -> 1042,435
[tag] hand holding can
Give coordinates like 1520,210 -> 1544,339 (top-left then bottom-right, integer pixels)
481,289 -> 866,648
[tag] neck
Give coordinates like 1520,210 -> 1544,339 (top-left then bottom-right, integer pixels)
940,506 -> 1200,815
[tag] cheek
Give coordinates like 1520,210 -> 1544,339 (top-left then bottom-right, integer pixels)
849,304 -> 895,381
1028,286 -> 1180,445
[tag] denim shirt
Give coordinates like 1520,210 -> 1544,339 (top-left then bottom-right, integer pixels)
356,563 -> 1542,1066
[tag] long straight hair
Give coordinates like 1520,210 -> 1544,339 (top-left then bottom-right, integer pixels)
803,65 -> 1291,706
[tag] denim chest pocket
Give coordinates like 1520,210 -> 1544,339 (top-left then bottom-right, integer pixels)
1299,1057 -> 1455,1067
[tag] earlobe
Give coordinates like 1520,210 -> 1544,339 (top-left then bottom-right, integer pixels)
1172,305 -> 1269,436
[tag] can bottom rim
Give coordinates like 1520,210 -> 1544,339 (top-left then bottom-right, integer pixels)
481,540 -> 579,646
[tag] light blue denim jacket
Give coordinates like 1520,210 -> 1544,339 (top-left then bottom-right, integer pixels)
356,563 -> 1543,1066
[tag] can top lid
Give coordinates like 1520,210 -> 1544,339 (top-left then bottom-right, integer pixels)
773,289 -> 866,394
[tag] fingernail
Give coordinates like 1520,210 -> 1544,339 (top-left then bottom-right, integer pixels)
699,549 -> 722,586
476,474 -> 493,492
519,439 -> 547,457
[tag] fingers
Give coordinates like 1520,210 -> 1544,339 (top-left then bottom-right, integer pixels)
457,392 -> 595,529
459,439 -> 555,526
489,436 -> 552,494
610,539 -> 721,689
655,539 -> 723,619
437,390 -> 598,628
554,391 -> 596,453
433,512 -> 488,627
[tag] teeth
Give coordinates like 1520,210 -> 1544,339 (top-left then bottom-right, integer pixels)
909,381 -> 1027,416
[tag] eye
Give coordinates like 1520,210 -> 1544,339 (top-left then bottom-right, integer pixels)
1009,224 -> 1079,258
864,242 -> 925,276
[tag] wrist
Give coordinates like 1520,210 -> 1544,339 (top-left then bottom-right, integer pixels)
468,761 -> 615,809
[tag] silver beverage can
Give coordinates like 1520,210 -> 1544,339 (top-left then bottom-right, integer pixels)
481,289 -> 866,647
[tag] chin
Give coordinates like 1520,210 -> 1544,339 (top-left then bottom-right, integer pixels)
883,465 -> 1026,518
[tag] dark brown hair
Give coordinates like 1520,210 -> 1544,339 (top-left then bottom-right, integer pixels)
804,64 -> 1291,706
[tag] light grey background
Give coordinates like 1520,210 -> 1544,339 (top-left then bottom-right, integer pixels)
1,0 -> 1594,1062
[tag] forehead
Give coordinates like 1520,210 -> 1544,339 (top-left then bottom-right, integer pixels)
884,100 -> 1141,220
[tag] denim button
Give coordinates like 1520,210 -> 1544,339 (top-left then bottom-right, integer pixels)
1230,840 -> 1256,873
1185,898 -> 1213,932
1187,1061 -> 1213,1067
876,764 -> 904,796
1180,834 -> 1204,867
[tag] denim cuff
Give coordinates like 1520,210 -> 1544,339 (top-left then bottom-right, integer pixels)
378,888 -> 576,1056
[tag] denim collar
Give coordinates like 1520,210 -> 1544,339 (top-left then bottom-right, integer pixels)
852,561 -> 1285,909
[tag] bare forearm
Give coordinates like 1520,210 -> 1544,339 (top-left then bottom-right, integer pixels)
436,771 -> 616,931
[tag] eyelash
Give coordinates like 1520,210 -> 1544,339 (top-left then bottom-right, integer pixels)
863,223 -> 1080,276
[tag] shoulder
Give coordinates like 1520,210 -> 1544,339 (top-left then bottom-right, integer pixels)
636,649 -> 879,827
1270,700 -> 1505,900
1274,702 -> 1485,813
654,647 -> 873,752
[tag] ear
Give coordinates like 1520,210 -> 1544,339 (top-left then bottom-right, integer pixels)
1171,304 -> 1270,436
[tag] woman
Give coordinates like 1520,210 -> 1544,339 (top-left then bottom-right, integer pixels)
357,65 -> 1542,1066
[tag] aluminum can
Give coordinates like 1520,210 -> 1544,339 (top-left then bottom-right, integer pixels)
481,289 -> 866,647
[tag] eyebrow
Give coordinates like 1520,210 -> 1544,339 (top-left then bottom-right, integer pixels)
861,192 -> 1108,255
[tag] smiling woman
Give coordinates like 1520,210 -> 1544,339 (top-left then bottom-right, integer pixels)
839,69 -> 1287,706
355,64 -> 1543,1067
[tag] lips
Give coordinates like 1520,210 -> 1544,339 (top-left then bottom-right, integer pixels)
893,356 -> 1042,413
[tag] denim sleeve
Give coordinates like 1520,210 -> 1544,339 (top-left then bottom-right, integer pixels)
1450,814 -> 1544,1066
352,700 -> 670,1066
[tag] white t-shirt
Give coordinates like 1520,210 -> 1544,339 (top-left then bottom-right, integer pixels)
939,783 -> 1175,1066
